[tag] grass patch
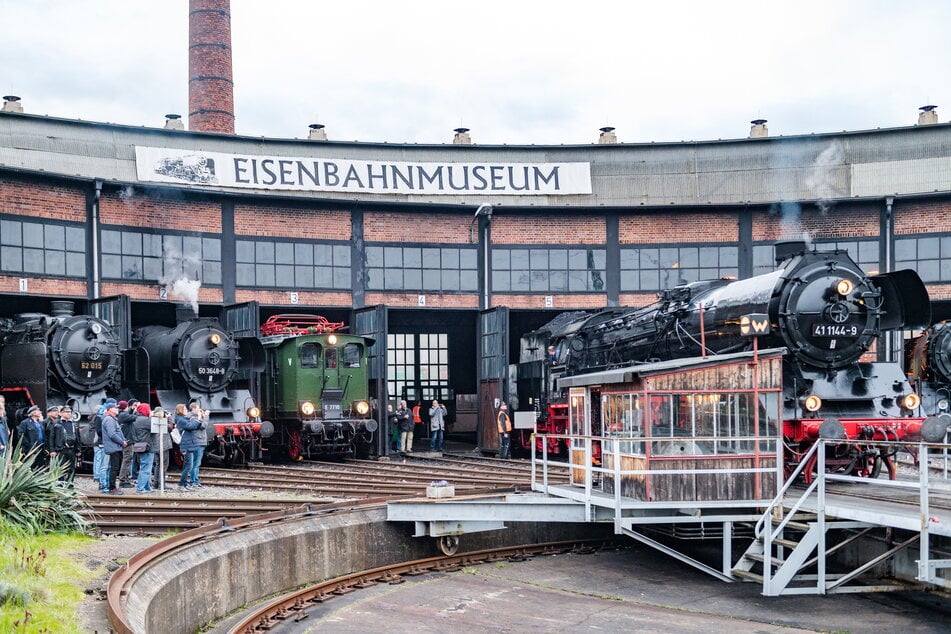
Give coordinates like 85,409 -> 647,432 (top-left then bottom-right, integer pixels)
0,523 -> 99,632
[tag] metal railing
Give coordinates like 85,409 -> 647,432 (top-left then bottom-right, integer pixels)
531,432 -> 780,530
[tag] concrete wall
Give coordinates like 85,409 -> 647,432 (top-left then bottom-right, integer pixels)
122,508 -> 609,633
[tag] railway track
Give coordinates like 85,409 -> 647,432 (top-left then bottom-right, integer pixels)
227,539 -> 610,634
84,494 -> 333,535
85,455 -> 566,533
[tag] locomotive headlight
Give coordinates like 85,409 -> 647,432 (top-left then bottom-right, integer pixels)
210,333 -> 221,346
90,323 -> 102,335
835,278 -> 854,296
300,401 -> 316,416
938,398 -> 950,412
900,393 -> 921,410
355,401 -> 370,415
327,334 -> 338,345
247,406 -> 261,419
803,394 -> 822,412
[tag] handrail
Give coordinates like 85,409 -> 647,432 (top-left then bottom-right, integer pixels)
753,440 -> 821,539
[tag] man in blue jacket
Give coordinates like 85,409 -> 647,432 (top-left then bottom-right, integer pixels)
101,399 -> 128,495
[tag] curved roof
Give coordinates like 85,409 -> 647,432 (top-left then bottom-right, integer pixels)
1,111 -> 950,209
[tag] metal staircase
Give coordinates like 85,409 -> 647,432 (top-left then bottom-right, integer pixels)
733,441 -> 949,595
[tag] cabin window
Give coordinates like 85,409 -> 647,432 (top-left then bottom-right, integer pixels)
299,343 -> 319,368
325,347 -> 338,369
343,343 -> 362,368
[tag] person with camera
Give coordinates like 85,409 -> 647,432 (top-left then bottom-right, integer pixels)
188,403 -> 209,488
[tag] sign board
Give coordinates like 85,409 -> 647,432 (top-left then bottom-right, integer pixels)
135,147 -> 592,196
740,313 -> 771,337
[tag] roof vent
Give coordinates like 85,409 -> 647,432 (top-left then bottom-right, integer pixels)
453,127 -> 472,145
917,105 -> 938,125
749,118 -> 768,138
308,123 -> 328,141
598,126 -> 618,144
164,114 -> 184,130
2,95 -> 23,113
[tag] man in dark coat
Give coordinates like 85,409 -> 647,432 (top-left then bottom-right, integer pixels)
17,405 -> 47,468
44,406 -> 69,479
59,405 -> 81,484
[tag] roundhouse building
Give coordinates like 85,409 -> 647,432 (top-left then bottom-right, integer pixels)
1,3 -> 950,449
2,104 -> 950,445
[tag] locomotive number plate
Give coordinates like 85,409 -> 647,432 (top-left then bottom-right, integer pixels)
198,367 -> 227,375
81,362 -> 104,370
812,324 -> 858,337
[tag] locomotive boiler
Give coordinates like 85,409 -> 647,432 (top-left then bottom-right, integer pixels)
0,300 -> 121,423
515,242 -> 943,479
132,313 -> 266,465
907,321 -> 951,435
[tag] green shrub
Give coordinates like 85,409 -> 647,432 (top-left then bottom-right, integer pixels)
0,442 -> 90,534
0,581 -> 30,607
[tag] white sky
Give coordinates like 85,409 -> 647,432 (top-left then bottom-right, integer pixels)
1,0 -> 949,145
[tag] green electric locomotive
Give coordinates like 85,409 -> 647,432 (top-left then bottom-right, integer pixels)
258,315 -> 377,460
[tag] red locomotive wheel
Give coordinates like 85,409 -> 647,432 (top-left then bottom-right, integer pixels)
287,429 -> 302,461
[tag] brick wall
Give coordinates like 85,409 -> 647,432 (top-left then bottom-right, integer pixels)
101,282 -> 223,303
100,193 -> 221,232
491,215 -> 605,245
234,204 -> 350,240
235,289 -> 352,307
0,275 -> 86,296
753,205 -> 878,241
365,212 -> 470,243
618,293 -> 662,308
0,178 -> 85,222
620,213 -> 738,243
895,200 -> 951,235
364,292 -> 478,309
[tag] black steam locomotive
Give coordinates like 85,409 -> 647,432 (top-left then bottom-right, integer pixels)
515,242 -> 944,479
131,313 -> 266,465
0,300 -> 122,424
907,321 -> 951,426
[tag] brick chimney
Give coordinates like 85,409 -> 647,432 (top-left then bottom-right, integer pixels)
453,127 -> 472,144
2,96 -> 24,113
917,105 -> 938,125
598,126 -> 618,144
749,119 -> 768,138
308,123 -> 328,141
189,0 -> 235,133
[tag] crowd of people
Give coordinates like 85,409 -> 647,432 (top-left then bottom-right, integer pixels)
387,399 -> 449,454
0,396 -> 211,496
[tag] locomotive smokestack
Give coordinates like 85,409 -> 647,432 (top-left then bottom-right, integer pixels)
176,304 -> 198,323
50,301 -> 75,317
189,0 -> 235,134
774,240 -> 809,262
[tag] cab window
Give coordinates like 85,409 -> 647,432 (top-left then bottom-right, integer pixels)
343,343 -> 362,368
325,347 -> 338,369
300,343 -> 319,368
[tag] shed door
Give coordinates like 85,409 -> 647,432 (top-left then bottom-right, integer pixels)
478,307 -> 509,451
354,305 -> 388,456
